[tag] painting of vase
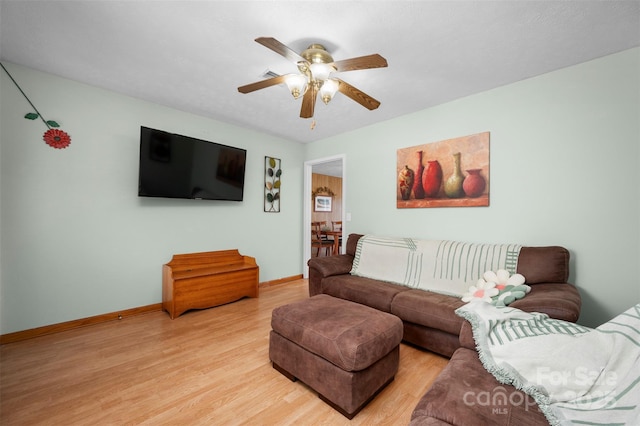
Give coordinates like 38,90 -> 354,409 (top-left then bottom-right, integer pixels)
422,160 -> 442,197
396,132 -> 490,208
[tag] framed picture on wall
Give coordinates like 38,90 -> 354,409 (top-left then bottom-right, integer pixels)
396,131 -> 490,209
314,195 -> 332,212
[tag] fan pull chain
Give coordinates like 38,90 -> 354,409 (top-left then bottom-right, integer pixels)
310,119 -> 316,130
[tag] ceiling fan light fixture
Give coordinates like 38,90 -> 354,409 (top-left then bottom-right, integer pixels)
320,79 -> 339,105
239,38 -> 387,119
296,61 -> 309,74
301,44 -> 333,65
309,63 -> 334,82
285,74 -> 308,99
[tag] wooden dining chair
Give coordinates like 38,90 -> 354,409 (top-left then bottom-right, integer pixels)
312,221 -> 331,242
331,221 -> 343,253
311,222 -> 333,256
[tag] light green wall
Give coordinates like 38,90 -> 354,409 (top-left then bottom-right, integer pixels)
0,63 -> 305,334
306,48 -> 640,327
1,48 -> 638,334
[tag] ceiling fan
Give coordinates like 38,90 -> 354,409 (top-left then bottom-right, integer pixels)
238,37 -> 388,119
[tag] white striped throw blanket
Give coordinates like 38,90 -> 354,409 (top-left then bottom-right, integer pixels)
350,235 -> 521,296
456,301 -> 640,425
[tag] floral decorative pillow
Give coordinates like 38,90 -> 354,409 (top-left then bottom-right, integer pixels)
462,269 -> 530,306
461,279 -> 499,303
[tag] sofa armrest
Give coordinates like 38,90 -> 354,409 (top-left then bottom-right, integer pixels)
510,283 -> 581,322
459,321 -> 476,350
459,282 -> 581,350
307,255 -> 354,296
308,254 -> 355,277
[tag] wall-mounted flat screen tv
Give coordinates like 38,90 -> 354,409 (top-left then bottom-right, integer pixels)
138,126 -> 246,201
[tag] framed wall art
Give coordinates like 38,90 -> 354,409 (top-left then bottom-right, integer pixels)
264,156 -> 281,212
314,195 -> 332,212
397,132 -> 490,208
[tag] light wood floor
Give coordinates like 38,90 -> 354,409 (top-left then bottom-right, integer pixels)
0,280 -> 448,425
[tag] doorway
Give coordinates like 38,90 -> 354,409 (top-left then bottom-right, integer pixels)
303,155 -> 346,277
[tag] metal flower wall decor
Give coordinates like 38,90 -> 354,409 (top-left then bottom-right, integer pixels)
1,62 -> 72,149
264,156 -> 282,212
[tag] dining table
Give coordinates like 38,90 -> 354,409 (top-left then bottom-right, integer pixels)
321,230 -> 342,255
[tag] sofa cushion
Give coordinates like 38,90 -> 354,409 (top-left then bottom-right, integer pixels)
350,235 -> 522,298
459,282 -> 582,350
510,283 -> 581,323
346,233 -> 364,256
517,246 -> 569,283
322,275 -> 410,313
391,290 -> 466,335
346,235 -> 570,285
410,347 -> 548,426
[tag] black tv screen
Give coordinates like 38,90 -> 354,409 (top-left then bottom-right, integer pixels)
138,126 -> 246,201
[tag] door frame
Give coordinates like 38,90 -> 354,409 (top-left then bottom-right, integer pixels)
303,154 -> 346,278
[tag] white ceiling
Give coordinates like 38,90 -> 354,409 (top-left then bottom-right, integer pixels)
313,159 -> 343,178
1,1 -> 639,145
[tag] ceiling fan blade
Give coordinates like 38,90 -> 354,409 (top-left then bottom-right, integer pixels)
331,54 -> 388,72
255,37 -> 306,63
300,84 -> 317,118
237,74 -> 288,94
335,79 -> 381,110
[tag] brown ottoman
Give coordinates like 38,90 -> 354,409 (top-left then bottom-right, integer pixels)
269,294 -> 403,419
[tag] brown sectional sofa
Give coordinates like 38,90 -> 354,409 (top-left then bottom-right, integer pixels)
307,234 -> 582,425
